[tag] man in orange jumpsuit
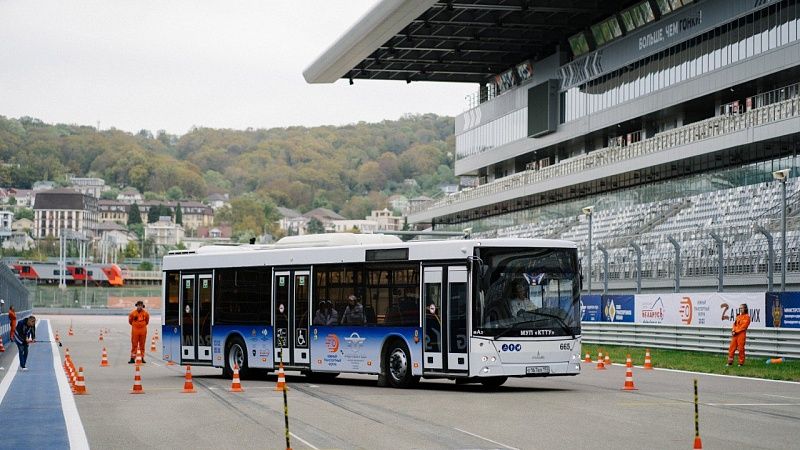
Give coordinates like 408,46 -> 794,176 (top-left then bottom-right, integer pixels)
128,300 -> 150,363
727,303 -> 751,366
8,305 -> 16,342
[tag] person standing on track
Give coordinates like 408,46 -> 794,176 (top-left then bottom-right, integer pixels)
727,303 -> 751,367
8,305 -> 16,342
128,300 -> 150,364
14,316 -> 36,371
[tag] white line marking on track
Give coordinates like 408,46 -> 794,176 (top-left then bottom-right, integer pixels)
454,427 -> 520,450
290,432 -> 319,449
706,403 -> 800,407
764,394 -> 800,400
0,344 -> 20,405
645,367 -> 800,384
49,320 -> 90,450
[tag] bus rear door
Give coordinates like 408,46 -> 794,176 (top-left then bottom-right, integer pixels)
180,273 -> 213,363
273,270 -> 310,367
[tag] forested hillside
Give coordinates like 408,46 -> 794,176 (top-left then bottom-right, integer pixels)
0,114 -> 457,218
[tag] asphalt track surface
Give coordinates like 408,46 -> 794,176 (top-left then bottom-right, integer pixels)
4,315 -> 798,449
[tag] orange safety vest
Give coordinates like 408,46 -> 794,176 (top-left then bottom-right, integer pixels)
128,309 -> 150,330
732,313 -> 750,335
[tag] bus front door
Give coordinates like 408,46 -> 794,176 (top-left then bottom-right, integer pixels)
273,270 -> 310,367
180,273 -> 213,363
423,267 -> 444,370
423,266 -> 469,373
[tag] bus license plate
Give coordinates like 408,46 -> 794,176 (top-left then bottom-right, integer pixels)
526,366 -> 549,374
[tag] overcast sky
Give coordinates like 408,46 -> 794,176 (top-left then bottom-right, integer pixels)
0,0 -> 474,135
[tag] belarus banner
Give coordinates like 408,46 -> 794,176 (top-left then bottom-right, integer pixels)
634,293 -> 765,328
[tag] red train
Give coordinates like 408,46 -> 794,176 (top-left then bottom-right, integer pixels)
10,261 -> 124,286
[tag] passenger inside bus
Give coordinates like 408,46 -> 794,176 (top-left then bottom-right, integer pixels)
340,295 -> 366,325
313,301 -> 339,326
424,298 -> 441,352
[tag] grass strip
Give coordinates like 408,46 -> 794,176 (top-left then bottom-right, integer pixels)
581,344 -> 800,382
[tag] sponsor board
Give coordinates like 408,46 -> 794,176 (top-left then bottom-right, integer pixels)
581,295 -> 602,322
310,326 -> 422,375
766,292 -> 800,328
601,295 -> 635,323
212,325 -> 273,369
634,293 -> 764,328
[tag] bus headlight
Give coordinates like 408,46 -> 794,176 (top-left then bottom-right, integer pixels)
481,356 -> 488,362
481,367 -> 490,374
490,356 -> 497,362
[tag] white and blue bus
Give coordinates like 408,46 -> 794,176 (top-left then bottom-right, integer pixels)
161,234 -> 581,388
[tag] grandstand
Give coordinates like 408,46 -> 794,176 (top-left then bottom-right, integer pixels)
306,0 -> 800,291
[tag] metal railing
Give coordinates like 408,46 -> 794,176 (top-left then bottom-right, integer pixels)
582,322 -> 800,358
411,95 -> 800,215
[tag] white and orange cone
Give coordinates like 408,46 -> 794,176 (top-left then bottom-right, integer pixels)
230,364 -> 244,392
154,329 -> 159,341
621,365 -> 637,391
626,354 -> 632,368
131,364 -> 144,394
99,331 -> 103,342
150,337 -> 156,352
100,347 -> 110,367
584,353 -> 591,363
595,352 -> 606,370
643,349 -> 653,370
0,338 -> 5,353
68,327 -> 74,336
274,362 -> 287,391
182,365 -> 196,393
74,367 -> 88,394
135,348 -> 143,366
604,354 -> 612,366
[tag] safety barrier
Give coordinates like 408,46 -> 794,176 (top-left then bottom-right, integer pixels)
582,322 -> 800,359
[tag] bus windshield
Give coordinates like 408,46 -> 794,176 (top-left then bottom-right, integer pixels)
474,247 -> 580,338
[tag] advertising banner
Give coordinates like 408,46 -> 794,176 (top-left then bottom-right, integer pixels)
601,295 -> 635,323
765,292 -> 800,328
635,293 -> 765,328
581,295 -> 602,322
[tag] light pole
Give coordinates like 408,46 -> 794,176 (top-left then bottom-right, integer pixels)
754,225 -> 774,292
667,236 -> 681,293
597,243 -> 609,295
773,169 -> 790,292
629,242 -> 642,294
583,206 -> 594,294
709,231 -> 724,293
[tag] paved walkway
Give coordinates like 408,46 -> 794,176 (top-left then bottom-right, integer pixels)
0,320 -> 88,449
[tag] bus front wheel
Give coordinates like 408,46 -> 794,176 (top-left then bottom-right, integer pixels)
385,341 -> 414,388
224,336 -> 248,379
479,376 -> 507,389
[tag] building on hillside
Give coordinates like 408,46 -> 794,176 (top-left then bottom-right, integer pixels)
307,0 -> 800,292
98,200 -> 129,224
277,207 -> 308,235
137,201 -> 213,232
0,210 -> 13,240
205,193 -> 230,210
144,216 -> 184,247
32,181 -> 56,192
11,218 -> 33,233
2,232 -> 34,252
33,188 -> 98,239
95,222 -> 136,250
368,208 -> 403,231
68,176 -> 108,198
330,219 -> 381,234
197,224 -> 232,239
303,207 -> 345,232
7,189 -> 33,207
387,195 -> 409,212
116,187 -> 143,204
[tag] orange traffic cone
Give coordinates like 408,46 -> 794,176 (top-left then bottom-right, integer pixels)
604,354 -> 612,366
150,337 -> 156,352
131,364 -> 144,394
621,366 -> 637,391
100,348 -> 110,367
99,331 -> 103,342
230,364 -> 244,392
693,435 -> 703,449
584,353 -> 591,363
135,348 -> 143,366
182,365 -> 196,393
274,362 -> 287,391
154,329 -> 159,341
55,331 -> 61,343
595,352 -> 606,370
166,358 -> 176,366
626,354 -> 632,368
0,338 -> 5,353
74,367 -> 88,394
68,327 -> 74,336
644,349 -> 653,370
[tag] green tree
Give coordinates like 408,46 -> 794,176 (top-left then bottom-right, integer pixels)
138,260 -> 153,270
166,186 -> 184,201
128,223 -> 144,241
100,188 -> 120,200
124,241 -> 140,258
307,218 -> 325,234
175,202 -> 183,225
8,196 -> 16,206
128,202 -> 142,225
15,208 -> 33,220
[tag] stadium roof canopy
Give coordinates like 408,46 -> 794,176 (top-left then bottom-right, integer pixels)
304,0 -> 635,84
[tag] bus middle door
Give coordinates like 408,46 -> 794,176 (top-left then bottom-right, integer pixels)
273,270 -> 310,367
180,273 -> 213,363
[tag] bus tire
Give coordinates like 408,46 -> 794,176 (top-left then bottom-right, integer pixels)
479,376 -> 507,389
385,340 -> 413,388
224,336 -> 248,379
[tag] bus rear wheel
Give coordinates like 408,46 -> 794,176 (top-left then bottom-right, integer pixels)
224,336 -> 248,379
385,341 -> 414,388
